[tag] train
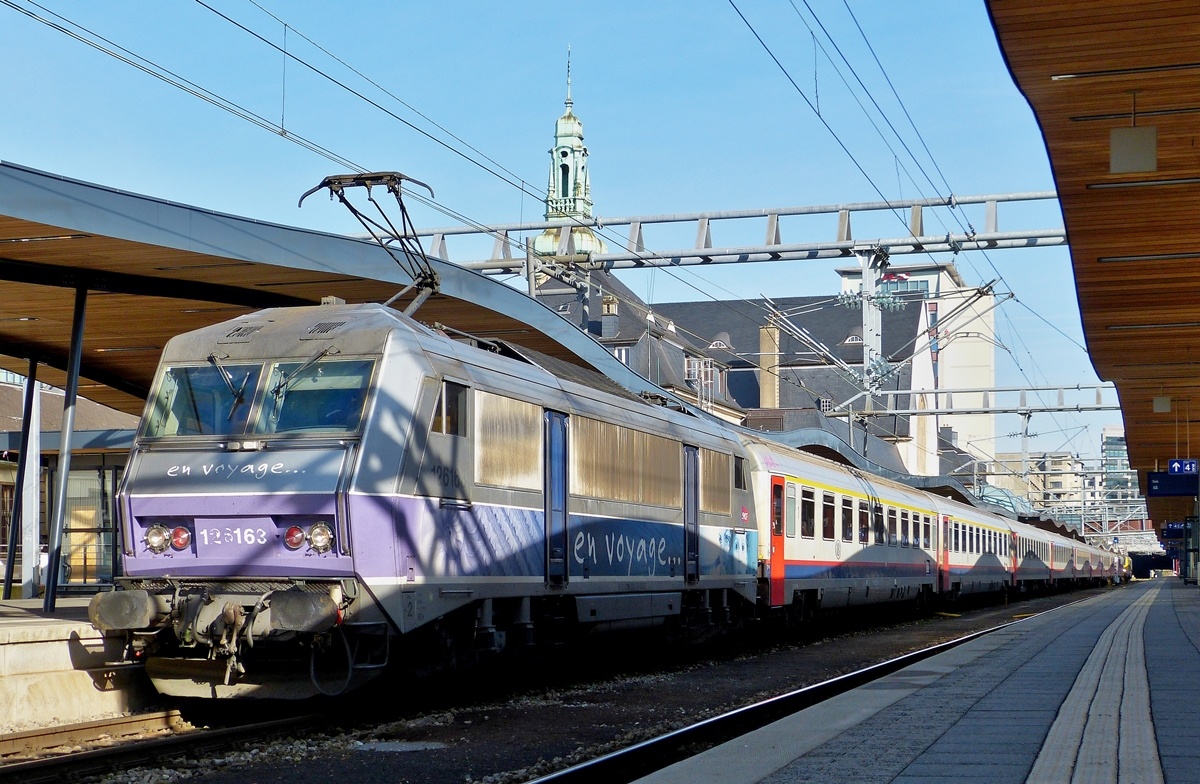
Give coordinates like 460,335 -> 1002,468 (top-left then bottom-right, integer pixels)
87,302 -> 1120,698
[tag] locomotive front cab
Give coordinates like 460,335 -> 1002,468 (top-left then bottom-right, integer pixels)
89,305 -> 402,698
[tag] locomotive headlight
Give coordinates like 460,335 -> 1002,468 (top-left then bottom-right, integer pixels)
170,526 -> 192,551
145,525 -> 170,554
308,522 -> 334,553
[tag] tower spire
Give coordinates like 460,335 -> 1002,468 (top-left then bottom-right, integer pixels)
565,45 -> 572,110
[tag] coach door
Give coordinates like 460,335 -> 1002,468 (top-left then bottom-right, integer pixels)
684,445 -> 700,583
544,410 -> 569,585
770,476 -> 786,605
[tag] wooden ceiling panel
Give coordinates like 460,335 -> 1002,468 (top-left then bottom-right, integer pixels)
991,0 -> 1200,528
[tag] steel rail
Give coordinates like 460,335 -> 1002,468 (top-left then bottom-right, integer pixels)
0,714 -> 319,784
0,710 -> 186,758
528,594 -> 1097,784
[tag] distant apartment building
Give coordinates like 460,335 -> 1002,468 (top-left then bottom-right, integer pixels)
992,451 -> 1085,508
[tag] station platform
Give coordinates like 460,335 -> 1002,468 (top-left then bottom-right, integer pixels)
0,598 -> 154,732
640,579 -> 1198,784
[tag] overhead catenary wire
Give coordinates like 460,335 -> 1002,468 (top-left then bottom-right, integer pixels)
200,0 -> 819,356
790,0 -> 1094,456
817,1 -> 1088,357
3,0 -> 835,410
6,0 -> 1089,462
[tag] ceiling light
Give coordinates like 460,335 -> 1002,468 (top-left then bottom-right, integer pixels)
1106,322 -> 1200,330
1098,251 -> 1200,263
1087,177 -> 1200,189
0,316 -> 39,322
1071,106 -> 1200,123
154,262 -> 253,271
94,346 -> 160,353
0,234 -> 88,244
255,278 -> 362,287
180,307 -> 248,314
1052,61 -> 1200,81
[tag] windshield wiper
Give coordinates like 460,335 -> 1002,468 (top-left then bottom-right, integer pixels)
208,353 -> 253,421
271,346 -> 340,398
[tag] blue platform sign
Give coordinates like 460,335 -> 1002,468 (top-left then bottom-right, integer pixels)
1169,459 -> 1199,475
1147,472 -> 1199,497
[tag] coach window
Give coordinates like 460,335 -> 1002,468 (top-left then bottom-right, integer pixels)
873,504 -> 885,544
733,456 -> 746,491
859,501 -> 870,544
900,510 -> 910,548
785,483 -> 797,538
842,497 -> 854,542
771,482 -> 784,537
952,522 -> 959,552
431,380 -> 469,437
800,487 -> 815,538
887,508 -> 898,546
822,493 -> 836,540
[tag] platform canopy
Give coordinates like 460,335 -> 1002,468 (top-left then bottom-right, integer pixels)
990,1 -> 1200,527
0,161 -> 658,416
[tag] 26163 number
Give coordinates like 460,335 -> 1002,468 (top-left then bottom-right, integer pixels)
198,527 -> 268,546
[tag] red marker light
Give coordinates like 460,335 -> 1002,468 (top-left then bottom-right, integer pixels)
170,527 -> 192,551
284,526 -> 306,549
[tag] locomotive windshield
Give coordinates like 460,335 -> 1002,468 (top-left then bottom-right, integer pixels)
254,358 -> 374,435
145,363 -> 263,437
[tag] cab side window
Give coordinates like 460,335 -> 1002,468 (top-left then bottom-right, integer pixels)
431,380 -> 468,436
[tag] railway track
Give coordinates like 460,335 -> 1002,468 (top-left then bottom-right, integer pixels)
528,595 -> 1091,784
0,590 -> 1100,784
0,713 -> 317,784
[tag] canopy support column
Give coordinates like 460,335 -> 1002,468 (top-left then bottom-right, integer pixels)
43,287 -> 87,612
2,357 -> 37,600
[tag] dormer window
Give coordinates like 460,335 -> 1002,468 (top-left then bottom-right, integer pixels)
844,334 -> 863,344
842,326 -> 864,345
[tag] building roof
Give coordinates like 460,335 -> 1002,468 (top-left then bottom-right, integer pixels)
0,382 -> 138,434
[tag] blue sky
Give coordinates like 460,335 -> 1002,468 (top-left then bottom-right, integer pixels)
0,1 -> 1117,458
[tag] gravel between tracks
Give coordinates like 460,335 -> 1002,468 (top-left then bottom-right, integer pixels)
84,586 -> 1119,784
